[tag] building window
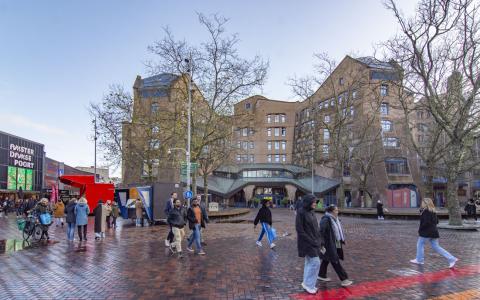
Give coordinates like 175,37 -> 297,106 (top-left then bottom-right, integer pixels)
274,128 -> 280,137
267,128 -> 272,137
151,103 -> 160,113
342,108 -> 347,117
242,141 -> 248,150
330,99 -> 335,107
249,154 -> 254,163
242,128 -> 248,137
352,90 -> 358,99
235,129 -> 241,137
267,141 -> 272,150
281,127 -> 286,136
236,155 -> 241,162
322,144 -> 329,154
324,101 -> 329,109
338,95 -> 343,105
273,114 -> 279,123
267,115 -> 272,123
282,154 -> 286,162
249,141 -> 254,149
383,137 -> 400,148
418,135 -> 425,143
350,106 -> 355,116
245,102 -> 251,109
339,77 -> 344,85
152,126 -> 160,134
280,114 -> 286,123
380,84 -> 389,96
385,158 -> 409,174
275,154 -> 280,162
381,120 -> 393,132
274,141 -> 280,150
324,115 -> 331,123
323,129 -> 330,141
267,155 -> 272,163
380,103 -> 389,115
237,141 -> 241,149
281,141 -> 286,150
417,123 -> 428,132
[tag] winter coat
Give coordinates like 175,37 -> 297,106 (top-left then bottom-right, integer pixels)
167,206 -> 187,228
376,202 -> 384,215
295,197 -> 322,258
53,202 -> 65,218
74,203 -> 90,226
94,204 -> 107,233
164,198 -> 174,216
254,205 -> 272,226
135,201 -> 144,219
187,205 -> 206,230
34,202 -> 52,215
465,203 -> 476,215
319,215 -> 344,263
111,205 -> 120,218
64,201 -> 77,223
418,209 -> 439,238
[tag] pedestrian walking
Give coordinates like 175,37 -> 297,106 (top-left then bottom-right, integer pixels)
318,204 -> 353,287
94,200 -> 107,240
135,198 -> 144,227
111,201 -> 120,228
105,200 -> 112,228
410,198 -> 458,268
295,194 -> 322,294
34,198 -> 53,241
64,198 -> 77,241
167,198 -> 187,258
186,197 -> 206,255
199,195 -> 209,245
53,200 -> 65,227
376,200 -> 385,220
75,197 -> 90,241
464,199 -> 477,221
254,199 -> 276,249
164,192 -> 177,246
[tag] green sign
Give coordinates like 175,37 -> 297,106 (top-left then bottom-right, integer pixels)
7,166 -> 16,190
180,162 -> 198,175
7,166 -> 34,191
25,169 -> 33,191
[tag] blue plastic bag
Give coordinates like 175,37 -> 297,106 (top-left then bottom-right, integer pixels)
270,227 -> 277,241
39,213 -> 51,225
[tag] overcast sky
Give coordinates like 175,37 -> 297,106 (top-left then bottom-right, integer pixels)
0,0 -> 418,177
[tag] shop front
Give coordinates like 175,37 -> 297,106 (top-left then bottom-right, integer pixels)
0,131 -> 44,199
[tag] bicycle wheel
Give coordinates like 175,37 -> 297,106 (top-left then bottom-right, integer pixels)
32,224 -> 43,242
22,223 -> 32,241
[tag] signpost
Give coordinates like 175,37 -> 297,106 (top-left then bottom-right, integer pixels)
180,162 -> 198,175
184,190 -> 193,199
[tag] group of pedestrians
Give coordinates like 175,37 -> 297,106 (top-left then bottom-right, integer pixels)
165,193 -> 209,258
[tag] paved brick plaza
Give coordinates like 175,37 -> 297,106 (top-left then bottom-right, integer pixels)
0,209 -> 479,299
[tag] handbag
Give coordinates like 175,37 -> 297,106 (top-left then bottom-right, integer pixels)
39,213 -> 52,225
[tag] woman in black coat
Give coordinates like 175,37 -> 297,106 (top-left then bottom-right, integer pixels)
410,198 -> 458,268
295,194 -> 322,294
318,205 -> 353,287
64,198 -> 77,241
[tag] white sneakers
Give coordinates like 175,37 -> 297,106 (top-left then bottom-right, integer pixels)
301,282 -> 317,294
341,280 -> 353,287
165,240 -> 170,247
410,259 -> 424,265
256,241 -> 276,249
317,277 -> 331,282
270,243 -> 276,249
256,241 -> 262,247
449,258 -> 458,268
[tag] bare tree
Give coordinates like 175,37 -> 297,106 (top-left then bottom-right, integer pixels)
384,0 -> 480,225
146,13 -> 268,205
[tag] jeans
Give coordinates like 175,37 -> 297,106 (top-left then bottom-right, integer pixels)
187,224 -> 202,251
257,222 -> 273,244
78,224 -> 87,240
67,222 -> 75,240
303,256 -> 320,290
416,237 -> 456,263
112,217 -> 117,228
106,215 -> 111,228
319,260 -> 348,281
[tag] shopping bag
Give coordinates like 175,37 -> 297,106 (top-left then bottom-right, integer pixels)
270,227 -> 277,241
39,213 -> 52,225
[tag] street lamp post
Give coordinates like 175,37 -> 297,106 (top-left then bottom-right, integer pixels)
94,117 -> 97,183
185,57 -> 192,197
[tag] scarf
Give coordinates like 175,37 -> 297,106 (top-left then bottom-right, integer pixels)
325,212 -> 345,242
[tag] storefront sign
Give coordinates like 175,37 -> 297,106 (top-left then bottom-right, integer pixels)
209,202 -> 219,212
9,143 -> 35,169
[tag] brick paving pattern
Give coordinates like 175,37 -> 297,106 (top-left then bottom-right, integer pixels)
0,209 -> 479,299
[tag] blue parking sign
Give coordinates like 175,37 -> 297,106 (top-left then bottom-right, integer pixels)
184,190 -> 193,199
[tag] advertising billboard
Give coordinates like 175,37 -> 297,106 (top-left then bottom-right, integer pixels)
6,166 -> 34,191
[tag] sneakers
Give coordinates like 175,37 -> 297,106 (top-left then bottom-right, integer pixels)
256,241 -> 262,247
198,251 -> 206,255
410,259 -> 424,265
301,282 -> 317,294
341,279 -> 353,287
270,243 -> 276,249
186,247 -> 194,253
449,258 -> 458,268
165,240 -> 170,247
317,277 -> 331,282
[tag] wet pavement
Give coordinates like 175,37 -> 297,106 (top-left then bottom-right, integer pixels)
0,209 -> 479,299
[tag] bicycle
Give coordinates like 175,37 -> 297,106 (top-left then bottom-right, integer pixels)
20,213 -> 43,242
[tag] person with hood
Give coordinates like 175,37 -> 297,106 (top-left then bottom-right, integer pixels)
318,204 -> 353,287
410,198 -> 458,268
164,192 -> 177,247
94,200 -> 107,240
465,198 -> 477,221
296,194 -> 322,294
53,200 -> 65,227
167,198 -> 187,258
186,197 -> 206,255
64,198 -> 77,241
111,201 -> 120,228
254,199 -> 275,249
34,198 -> 53,241
74,197 -> 90,241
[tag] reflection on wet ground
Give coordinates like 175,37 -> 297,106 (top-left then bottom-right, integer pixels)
0,239 -> 59,254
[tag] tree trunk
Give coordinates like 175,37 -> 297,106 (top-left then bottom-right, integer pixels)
446,177 -> 462,226
337,182 -> 345,208
424,162 -> 435,198
203,174 -> 209,209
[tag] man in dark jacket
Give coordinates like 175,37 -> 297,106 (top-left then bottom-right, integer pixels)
295,194 -> 322,294
167,199 -> 187,258
465,199 -> 477,221
254,199 -> 275,249
164,192 -> 177,247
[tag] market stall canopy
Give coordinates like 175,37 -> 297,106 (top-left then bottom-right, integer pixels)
59,175 -> 114,209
